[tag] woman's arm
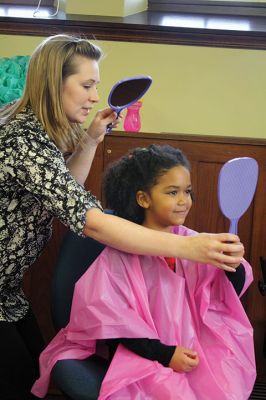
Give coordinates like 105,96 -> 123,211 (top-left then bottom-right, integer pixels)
84,208 -> 244,272
66,108 -> 118,185
66,135 -> 98,186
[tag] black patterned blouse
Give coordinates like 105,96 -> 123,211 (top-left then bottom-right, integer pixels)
0,106 -> 102,322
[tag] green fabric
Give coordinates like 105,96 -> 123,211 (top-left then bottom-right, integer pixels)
0,56 -> 30,107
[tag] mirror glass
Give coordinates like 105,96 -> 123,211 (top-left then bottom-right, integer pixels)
108,76 -> 152,113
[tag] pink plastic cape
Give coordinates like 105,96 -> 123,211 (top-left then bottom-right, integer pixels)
32,225 -> 256,399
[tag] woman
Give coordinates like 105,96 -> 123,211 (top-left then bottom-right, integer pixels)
0,34 -> 243,399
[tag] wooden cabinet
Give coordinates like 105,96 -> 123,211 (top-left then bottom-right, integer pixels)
25,131 -> 266,381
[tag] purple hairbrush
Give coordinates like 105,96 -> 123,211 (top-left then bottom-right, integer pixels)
218,157 -> 258,234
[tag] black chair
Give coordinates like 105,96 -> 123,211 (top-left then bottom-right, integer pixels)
51,230 -> 109,400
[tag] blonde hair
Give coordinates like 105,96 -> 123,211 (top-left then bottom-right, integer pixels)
0,34 -> 102,152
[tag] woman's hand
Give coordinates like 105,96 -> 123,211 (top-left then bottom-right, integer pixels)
222,241 -> 245,269
169,346 -> 199,373
85,107 -> 123,145
187,233 -> 244,272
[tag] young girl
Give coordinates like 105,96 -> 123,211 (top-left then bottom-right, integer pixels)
32,145 -> 256,399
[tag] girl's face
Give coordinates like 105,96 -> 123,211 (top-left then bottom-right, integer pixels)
138,165 -> 193,232
62,56 -> 100,124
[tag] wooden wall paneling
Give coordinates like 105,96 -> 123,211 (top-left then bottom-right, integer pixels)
247,162 -> 266,381
186,152 -> 253,256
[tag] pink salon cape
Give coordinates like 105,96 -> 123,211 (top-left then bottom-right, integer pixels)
32,225 -> 256,399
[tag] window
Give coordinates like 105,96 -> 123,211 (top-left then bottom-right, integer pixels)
148,0 -> 266,16
0,1 -> 54,4
0,0 -> 60,18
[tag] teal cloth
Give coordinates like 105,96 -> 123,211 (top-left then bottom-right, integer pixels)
0,56 -> 30,107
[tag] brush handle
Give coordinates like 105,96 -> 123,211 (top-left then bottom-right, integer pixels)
229,219 -> 238,235
106,123 -> 113,133
106,111 -> 120,134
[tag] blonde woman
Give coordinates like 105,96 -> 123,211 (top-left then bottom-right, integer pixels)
0,34 -> 243,399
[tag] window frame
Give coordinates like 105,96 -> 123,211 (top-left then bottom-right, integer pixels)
148,0 -> 266,16
0,1 -> 266,50
0,1 -> 54,4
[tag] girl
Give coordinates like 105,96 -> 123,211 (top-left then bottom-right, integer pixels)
32,144 -> 256,399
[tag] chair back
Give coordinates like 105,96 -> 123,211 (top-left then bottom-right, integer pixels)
51,230 -> 105,331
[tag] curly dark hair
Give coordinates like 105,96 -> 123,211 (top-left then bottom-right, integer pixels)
103,144 -> 191,225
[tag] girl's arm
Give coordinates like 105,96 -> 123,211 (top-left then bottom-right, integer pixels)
225,264 -> 245,295
107,338 -> 198,373
106,338 -> 175,367
84,208 -> 244,272
221,242 -> 247,294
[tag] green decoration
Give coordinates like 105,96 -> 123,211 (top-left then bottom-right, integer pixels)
0,55 -> 30,107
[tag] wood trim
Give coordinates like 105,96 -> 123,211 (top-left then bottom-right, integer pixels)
1,12 -> 266,50
112,131 -> 266,146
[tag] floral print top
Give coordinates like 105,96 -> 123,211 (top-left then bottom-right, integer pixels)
0,106 -> 102,322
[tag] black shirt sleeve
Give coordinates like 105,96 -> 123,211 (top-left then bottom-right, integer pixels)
225,263 -> 246,296
106,338 -> 176,367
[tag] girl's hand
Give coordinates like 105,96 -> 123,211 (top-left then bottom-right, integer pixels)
86,108 -> 123,145
169,346 -> 199,373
